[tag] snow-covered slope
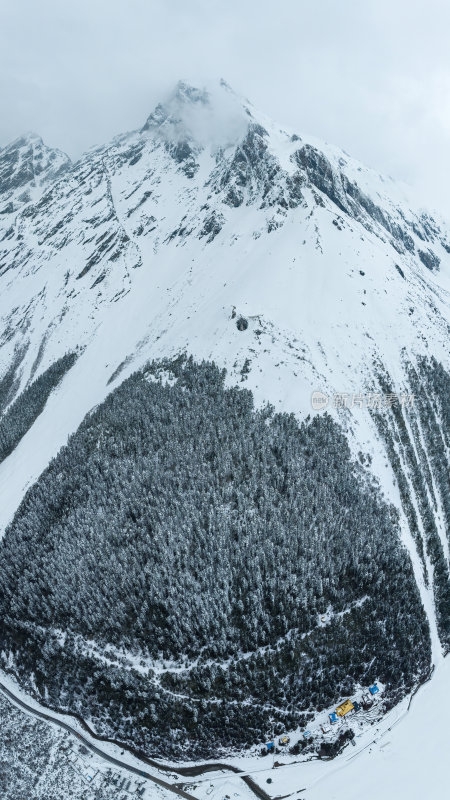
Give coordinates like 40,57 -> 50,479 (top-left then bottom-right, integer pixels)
0,79 -> 449,657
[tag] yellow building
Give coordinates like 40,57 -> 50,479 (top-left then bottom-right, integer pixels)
336,699 -> 354,716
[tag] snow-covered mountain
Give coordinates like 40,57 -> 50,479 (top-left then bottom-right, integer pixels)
0,78 -> 449,665
2,80 -> 449,396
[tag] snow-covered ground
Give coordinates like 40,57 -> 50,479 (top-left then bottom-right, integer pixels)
0,669 -> 182,787
0,688 -> 171,800
292,654 -> 450,800
2,656 -> 449,800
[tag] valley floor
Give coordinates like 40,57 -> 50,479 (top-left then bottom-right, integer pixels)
1,654 -> 448,800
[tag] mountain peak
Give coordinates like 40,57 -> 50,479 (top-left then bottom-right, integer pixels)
2,131 -> 43,153
172,80 -> 210,106
0,132 -> 70,199
141,79 -> 252,149
141,80 -> 210,136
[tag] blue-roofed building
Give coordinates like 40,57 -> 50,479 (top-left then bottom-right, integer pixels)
369,684 -> 380,696
328,712 -> 338,724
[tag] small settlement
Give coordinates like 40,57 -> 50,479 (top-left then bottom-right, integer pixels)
328,684 -> 379,725
265,682 -> 382,757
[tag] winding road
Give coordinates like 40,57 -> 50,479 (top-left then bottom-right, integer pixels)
2,670 -> 436,800
0,680 -> 198,799
0,680 -> 275,800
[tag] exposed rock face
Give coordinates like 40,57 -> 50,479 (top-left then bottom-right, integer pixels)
236,316 -> 248,330
418,247 -> 441,271
0,133 -> 70,211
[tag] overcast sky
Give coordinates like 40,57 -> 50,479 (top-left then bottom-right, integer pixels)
2,0 -> 450,213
